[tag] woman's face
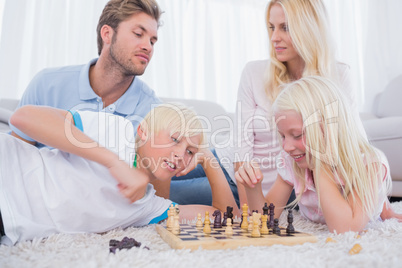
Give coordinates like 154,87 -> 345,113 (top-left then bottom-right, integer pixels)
268,4 -> 302,65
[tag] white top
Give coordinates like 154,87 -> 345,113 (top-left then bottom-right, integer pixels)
0,111 -> 172,245
217,60 -> 364,196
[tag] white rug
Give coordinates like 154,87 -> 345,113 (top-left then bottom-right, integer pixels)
1,201 -> 402,268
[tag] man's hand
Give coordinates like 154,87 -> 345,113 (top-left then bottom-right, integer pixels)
108,159 -> 149,203
234,161 -> 263,188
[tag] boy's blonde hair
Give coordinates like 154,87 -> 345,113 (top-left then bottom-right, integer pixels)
136,103 -> 205,146
265,0 -> 336,102
273,76 -> 391,220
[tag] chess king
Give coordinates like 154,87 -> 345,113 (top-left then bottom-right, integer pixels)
0,103 -> 239,245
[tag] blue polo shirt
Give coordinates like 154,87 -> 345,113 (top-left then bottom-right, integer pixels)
10,58 -> 161,141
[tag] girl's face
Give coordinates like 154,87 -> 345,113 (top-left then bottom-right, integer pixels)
275,110 -> 309,169
268,4 -> 302,66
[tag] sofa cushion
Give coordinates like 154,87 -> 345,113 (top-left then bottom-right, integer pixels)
374,74 -> 402,117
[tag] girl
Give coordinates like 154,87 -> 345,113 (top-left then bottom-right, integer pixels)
236,76 -> 402,233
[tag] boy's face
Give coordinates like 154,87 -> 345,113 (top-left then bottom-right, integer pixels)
138,128 -> 201,181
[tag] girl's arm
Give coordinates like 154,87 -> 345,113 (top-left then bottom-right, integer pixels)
10,105 -> 149,203
315,167 -> 369,233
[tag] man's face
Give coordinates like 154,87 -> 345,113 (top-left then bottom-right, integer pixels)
109,12 -> 158,76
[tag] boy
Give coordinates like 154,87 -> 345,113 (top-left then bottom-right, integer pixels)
0,103 -> 238,245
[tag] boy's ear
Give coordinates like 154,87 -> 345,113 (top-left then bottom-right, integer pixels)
137,124 -> 148,141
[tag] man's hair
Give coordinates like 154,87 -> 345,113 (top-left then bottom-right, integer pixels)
273,76 -> 391,220
265,0 -> 336,101
136,103 -> 205,147
96,0 -> 162,55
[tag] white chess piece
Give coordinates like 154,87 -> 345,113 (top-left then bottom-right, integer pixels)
225,218 -> 233,236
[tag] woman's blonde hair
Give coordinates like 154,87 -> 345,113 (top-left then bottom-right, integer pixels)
136,103 -> 205,147
265,0 -> 336,101
273,76 -> 391,220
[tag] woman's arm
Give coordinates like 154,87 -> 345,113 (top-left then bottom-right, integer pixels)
10,105 -> 149,202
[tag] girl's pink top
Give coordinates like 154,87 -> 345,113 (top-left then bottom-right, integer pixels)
276,150 -> 390,224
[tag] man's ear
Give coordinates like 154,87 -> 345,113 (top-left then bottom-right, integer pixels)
137,124 -> 148,141
101,25 -> 114,46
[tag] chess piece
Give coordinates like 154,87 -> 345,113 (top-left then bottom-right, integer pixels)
272,218 -> 281,235
213,210 -> 222,228
248,216 -> 253,232
241,204 -> 249,230
262,203 -> 269,216
268,203 -> 275,229
226,206 -> 233,225
172,214 -> 180,235
203,211 -> 211,235
167,204 -> 175,231
225,218 -> 233,237
222,212 -> 228,227
196,213 -> 203,228
251,212 -> 261,238
286,209 -> 295,234
260,214 -> 269,235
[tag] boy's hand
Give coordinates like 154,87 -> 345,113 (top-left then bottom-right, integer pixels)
176,148 -> 214,176
234,161 -> 263,188
108,160 -> 149,203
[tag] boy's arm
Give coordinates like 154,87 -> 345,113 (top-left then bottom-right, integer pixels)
10,105 -> 149,202
201,149 -> 240,215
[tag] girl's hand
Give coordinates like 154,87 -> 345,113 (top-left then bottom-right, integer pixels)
234,161 -> 263,188
108,159 -> 149,203
380,200 -> 402,222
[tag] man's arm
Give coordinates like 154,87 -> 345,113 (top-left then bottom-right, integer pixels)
10,105 -> 149,202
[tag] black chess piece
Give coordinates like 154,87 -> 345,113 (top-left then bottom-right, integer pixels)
286,209 -> 295,234
213,210 -> 222,228
263,203 -> 269,215
227,206 -> 233,225
272,218 -> 281,235
222,212 -> 228,226
268,203 -> 275,229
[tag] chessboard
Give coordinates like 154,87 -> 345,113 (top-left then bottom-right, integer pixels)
156,222 -> 317,251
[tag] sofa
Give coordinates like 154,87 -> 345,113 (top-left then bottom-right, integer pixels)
1,79 -> 401,197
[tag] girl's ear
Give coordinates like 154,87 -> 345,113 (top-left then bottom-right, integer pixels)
137,125 -> 148,141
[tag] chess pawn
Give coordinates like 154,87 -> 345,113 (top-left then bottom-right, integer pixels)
286,209 -> 295,234
260,214 -> 269,235
272,218 -> 281,235
172,214 -> 181,235
167,205 -> 175,231
248,217 -> 253,232
225,218 -> 233,237
251,220 -> 261,238
203,211 -> 211,235
196,213 -> 203,228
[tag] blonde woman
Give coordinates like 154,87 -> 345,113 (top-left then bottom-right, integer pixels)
236,76 -> 401,233
218,0 -> 366,206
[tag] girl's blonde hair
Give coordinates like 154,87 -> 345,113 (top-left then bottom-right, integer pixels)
273,76 -> 391,220
135,103 -> 205,147
265,0 -> 336,101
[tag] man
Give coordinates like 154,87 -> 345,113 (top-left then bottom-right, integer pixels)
10,0 -> 171,198
11,0 -> 162,143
